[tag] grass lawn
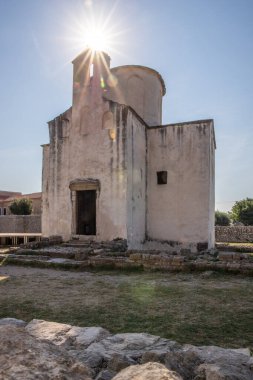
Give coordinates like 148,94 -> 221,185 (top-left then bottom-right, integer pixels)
225,243 -> 253,246
0,265 -> 252,350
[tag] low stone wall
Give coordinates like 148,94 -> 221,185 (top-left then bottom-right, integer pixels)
215,226 -> 253,242
0,215 -> 41,233
0,319 -> 252,380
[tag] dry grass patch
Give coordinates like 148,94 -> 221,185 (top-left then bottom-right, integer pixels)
216,242 -> 253,255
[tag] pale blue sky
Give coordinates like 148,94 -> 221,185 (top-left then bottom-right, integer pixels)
0,0 -> 252,211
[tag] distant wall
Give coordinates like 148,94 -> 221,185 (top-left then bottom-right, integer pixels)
215,226 -> 253,242
0,215 -> 41,233
0,195 -> 42,216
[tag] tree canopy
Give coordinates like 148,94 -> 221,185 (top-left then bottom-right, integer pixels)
9,198 -> 33,215
230,198 -> 253,225
215,210 -> 230,226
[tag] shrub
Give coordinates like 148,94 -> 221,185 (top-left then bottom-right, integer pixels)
9,198 -> 33,215
215,210 -> 230,226
230,198 -> 253,225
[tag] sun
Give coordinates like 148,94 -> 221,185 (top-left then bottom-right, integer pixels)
63,2 -> 126,57
84,25 -> 111,52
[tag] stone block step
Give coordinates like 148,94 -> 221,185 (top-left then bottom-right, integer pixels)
4,254 -> 88,268
64,239 -> 127,252
63,242 -> 93,248
7,254 -> 51,261
16,248 -> 76,260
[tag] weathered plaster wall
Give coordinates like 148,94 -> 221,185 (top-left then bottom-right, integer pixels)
126,111 -> 147,248
41,144 -> 50,237
42,108 -> 72,240
0,215 -> 41,233
68,99 -> 128,241
146,121 -> 215,250
42,97 -> 129,241
215,226 -> 253,242
208,126 -> 215,247
107,66 -> 164,126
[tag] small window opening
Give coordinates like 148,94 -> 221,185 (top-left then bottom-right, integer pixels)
0,208 -> 2,215
157,171 -> 167,185
3,208 -> 7,215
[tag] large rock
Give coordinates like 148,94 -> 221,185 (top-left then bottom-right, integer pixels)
164,348 -> 202,379
0,325 -> 91,380
165,345 -> 253,380
25,319 -> 72,345
96,369 -> 116,380
195,362 -> 252,380
87,332 -> 179,360
70,350 -> 105,378
67,326 -> 111,347
26,319 -> 110,348
111,362 -> 182,380
107,353 -> 136,372
0,317 -> 26,327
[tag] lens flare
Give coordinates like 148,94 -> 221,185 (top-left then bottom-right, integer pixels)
62,1 -> 127,58
85,26 -> 111,52
100,76 -> 106,89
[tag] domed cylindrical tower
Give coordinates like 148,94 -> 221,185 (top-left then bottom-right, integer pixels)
106,65 -> 166,126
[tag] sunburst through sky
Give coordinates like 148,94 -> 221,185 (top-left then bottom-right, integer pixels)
64,0 -> 126,57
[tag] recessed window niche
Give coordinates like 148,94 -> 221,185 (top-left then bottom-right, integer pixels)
157,171 -> 167,185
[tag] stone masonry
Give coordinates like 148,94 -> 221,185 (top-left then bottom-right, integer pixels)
215,226 -> 253,242
0,215 -> 41,234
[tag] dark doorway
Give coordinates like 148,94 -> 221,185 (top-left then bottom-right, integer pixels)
76,190 -> 96,235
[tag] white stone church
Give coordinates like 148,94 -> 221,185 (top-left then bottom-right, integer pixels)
42,49 -> 215,252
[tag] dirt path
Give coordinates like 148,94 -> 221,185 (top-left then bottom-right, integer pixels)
1,264 -> 251,287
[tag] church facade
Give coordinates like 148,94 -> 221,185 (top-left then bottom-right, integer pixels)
42,49 -> 215,252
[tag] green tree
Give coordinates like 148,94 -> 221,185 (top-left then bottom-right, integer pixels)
215,210 -> 230,226
9,198 -> 33,215
230,198 -> 253,225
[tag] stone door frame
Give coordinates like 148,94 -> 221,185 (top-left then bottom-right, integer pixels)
69,179 -> 100,239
